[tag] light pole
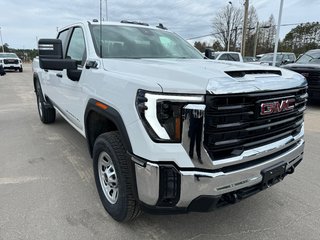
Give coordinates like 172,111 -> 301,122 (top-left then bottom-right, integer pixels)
272,0 -> 284,66
227,1 -> 232,52
0,27 -> 4,53
241,0 -> 249,56
105,0 -> 108,21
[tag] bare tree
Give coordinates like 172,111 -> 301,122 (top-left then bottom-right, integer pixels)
212,5 -> 243,51
257,14 -> 276,53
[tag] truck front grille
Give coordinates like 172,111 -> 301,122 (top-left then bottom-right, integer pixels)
4,59 -> 18,64
295,70 -> 320,90
204,87 -> 307,160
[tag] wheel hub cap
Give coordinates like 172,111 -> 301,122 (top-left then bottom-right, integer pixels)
98,152 -> 119,204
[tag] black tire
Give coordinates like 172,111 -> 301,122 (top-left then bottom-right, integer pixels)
19,67 -> 23,72
35,79 -> 56,124
93,131 -> 141,222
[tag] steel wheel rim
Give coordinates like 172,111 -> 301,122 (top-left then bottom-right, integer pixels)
98,151 -> 119,204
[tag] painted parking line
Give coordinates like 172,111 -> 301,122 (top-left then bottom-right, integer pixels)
0,176 -> 48,185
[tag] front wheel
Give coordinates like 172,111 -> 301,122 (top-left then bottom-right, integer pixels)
93,132 -> 141,222
19,67 -> 23,72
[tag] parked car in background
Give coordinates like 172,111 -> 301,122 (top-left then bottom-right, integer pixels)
282,49 -> 320,101
243,56 -> 257,62
0,52 -> 23,72
255,54 -> 264,60
253,52 -> 296,67
205,51 -> 243,62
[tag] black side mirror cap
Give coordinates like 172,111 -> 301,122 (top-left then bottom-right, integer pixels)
38,39 -> 63,59
38,38 -> 77,71
40,59 -> 78,71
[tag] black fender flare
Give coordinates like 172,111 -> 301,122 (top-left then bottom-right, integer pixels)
84,99 -> 133,157
33,72 -> 39,92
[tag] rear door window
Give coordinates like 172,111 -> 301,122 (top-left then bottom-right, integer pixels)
219,54 -> 229,60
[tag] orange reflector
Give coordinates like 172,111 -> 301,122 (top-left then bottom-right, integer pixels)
95,101 -> 109,110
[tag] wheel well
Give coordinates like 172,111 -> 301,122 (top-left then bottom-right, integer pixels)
86,110 -> 118,156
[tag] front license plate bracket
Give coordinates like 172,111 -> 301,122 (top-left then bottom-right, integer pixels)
261,162 -> 287,190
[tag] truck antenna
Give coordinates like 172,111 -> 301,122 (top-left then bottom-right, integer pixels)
99,0 -> 103,58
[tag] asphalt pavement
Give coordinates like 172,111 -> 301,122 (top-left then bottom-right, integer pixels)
1,64 -> 320,240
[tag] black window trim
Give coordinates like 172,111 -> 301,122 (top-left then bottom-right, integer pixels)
57,28 -> 72,59
65,26 -> 87,67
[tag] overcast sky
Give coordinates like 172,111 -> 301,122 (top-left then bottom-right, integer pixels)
0,0 -> 319,49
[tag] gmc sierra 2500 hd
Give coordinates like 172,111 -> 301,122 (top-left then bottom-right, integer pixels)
33,20 -> 307,222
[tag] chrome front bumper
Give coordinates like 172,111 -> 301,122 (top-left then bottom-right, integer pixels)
134,134 -> 304,208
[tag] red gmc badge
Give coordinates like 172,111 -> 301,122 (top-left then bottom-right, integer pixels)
260,99 -> 295,116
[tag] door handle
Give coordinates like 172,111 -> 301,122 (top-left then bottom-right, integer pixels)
56,73 -> 63,78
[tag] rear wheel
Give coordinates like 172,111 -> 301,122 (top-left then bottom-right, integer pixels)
93,132 -> 141,222
35,80 -> 55,124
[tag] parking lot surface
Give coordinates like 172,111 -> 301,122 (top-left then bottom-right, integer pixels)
1,65 -> 320,240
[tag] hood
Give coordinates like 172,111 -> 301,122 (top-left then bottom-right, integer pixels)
283,63 -> 320,70
102,59 -> 307,94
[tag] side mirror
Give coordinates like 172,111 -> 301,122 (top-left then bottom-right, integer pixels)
38,39 -> 77,70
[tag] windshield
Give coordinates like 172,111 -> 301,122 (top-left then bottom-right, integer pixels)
296,51 -> 320,64
90,25 -> 203,59
212,53 -> 220,59
0,53 -> 18,58
260,53 -> 283,62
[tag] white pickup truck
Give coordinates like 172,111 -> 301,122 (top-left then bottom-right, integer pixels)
33,20 -> 307,222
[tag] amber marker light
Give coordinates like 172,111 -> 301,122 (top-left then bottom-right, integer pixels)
95,101 -> 109,110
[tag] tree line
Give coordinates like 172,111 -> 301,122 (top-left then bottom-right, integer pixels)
194,4 -> 320,57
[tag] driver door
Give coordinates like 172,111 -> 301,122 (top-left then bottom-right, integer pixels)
57,26 -> 87,131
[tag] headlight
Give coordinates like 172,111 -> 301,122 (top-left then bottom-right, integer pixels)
136,90 -> 204,143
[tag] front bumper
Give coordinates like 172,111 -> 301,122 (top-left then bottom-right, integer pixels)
133,133 -> 304,211
1,63 -> 22,70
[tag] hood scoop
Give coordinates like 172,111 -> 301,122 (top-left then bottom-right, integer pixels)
225,70 -> 282,78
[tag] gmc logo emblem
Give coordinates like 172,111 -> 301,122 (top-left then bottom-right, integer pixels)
260,99 -> 295,116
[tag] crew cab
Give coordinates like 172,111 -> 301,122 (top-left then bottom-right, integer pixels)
0,52 -> 23,72
33,20 -> 307,222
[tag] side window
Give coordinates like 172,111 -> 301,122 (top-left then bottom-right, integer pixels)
66,27 -> 86,66
228,53 -> 240,61
288,54 -> 295,62
283,54 -> 289,61
57,29 -> 69,54
219,54 -> 228,60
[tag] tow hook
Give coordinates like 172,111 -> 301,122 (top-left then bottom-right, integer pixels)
223,193 -> 239,204
286,166 -> 295,174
